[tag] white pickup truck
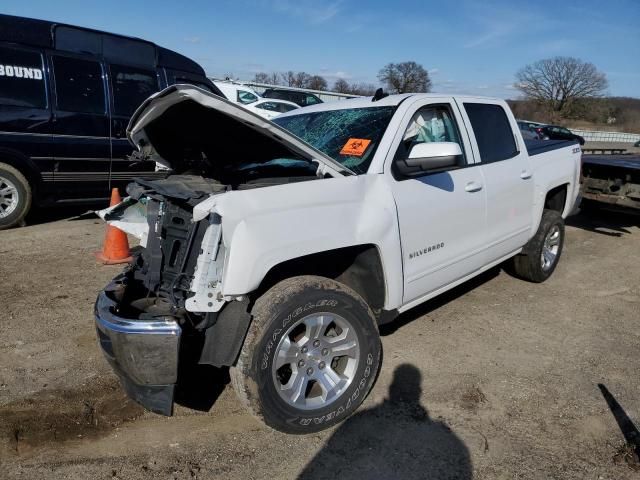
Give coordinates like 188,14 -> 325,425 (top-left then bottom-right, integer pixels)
95,86 -> 581,434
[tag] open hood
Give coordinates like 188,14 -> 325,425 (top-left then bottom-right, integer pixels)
127,85 -> 354,178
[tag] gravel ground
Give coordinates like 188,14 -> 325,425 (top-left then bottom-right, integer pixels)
1,207 -> 639,479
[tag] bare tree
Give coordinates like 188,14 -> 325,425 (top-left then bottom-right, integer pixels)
350,82 -> 377,96
307,75 -> 328,91
333,78 -> 351,93
253,72 -> 271,84
294,72 -> 312,88
254,72 -> 282,85
515,57 -> 608,113
281,71 -> 296,87
377,61 -> 431,93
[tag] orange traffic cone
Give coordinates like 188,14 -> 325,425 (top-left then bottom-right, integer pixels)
95,188 -> 133,265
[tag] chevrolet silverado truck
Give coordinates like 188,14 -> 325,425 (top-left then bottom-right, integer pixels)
95,85 -> 581,434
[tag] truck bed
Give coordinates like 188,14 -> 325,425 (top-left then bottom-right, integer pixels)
525,139 -> 576,156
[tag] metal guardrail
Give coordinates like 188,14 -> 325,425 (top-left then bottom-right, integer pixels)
569,129 -> 640,144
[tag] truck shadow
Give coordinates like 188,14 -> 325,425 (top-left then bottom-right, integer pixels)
174,335 -> 230,412
567,207 -> 640,237
380,267 -> 500,336
298,364 -> 472,480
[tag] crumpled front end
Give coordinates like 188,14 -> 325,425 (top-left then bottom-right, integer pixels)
95,273 -> 181,415
94,175 -> 228,415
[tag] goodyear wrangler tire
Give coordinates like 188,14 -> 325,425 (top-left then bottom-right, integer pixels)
231,275 -> 381,434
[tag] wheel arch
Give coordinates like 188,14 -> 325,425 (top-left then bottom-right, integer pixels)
0,148 -> 42,193
544,183 -> 569,215
256,244 -> 388,321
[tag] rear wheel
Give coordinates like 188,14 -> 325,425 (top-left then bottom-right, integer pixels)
511,209 -> 565,282
0,162 -> 32,230
231,275 -> 381,434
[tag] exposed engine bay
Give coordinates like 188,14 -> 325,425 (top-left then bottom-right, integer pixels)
103,173 -> 319,333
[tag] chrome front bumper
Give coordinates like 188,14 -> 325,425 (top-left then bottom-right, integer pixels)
95,275 -> 181,415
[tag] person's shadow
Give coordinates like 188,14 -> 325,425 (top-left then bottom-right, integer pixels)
298,364 -> 472,480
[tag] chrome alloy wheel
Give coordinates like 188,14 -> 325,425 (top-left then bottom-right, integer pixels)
0,175 -> 19,219
271,312 -> 360,410
541,224 -> 561,271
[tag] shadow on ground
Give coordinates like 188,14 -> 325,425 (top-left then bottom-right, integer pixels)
381,267 -> 500,336
299,364 -> 471,480
598,384 -> 640,470
568,206 -> 640,237
174,335 -> 230,412
24,204 -> 100,227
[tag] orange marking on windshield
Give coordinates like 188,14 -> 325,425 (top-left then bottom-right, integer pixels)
340,138 -> 371,157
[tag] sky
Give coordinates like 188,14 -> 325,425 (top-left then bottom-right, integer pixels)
3,0 -> 639,99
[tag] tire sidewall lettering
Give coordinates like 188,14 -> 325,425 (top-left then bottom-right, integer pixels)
260,298 -> 339,371
292,353 -> 375,427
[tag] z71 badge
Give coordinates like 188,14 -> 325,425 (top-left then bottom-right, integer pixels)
409,242 -> 444,259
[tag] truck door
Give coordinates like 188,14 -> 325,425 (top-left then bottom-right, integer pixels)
107,63 -> 162,191
388,99 -> 488,305
49,53 -> 111,200
458,101 -> 533,262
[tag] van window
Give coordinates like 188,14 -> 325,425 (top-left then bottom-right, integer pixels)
0,46 -> 46,108
463,103 -> 517,163
110,65 -> 158,116
52,56 -> 105,114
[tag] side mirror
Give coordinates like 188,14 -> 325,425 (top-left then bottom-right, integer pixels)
396,142 -> 462,177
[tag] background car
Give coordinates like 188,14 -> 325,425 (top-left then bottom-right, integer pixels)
539,125 -> 585,145
517,120 -> 549,140
213,81 -> 261,105
262,88 -> 323,107
244,99 -> 299,120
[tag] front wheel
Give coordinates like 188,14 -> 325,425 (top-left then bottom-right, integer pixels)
231,275 -> 382,434
511,209 -> 565,283
0,162 -> 32,230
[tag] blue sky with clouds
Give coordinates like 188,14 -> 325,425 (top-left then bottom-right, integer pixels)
3,0 -> 639,98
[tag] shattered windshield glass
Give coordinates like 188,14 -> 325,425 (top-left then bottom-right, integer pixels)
273,106 -> 396,174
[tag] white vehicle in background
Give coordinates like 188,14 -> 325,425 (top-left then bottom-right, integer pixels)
244,98 -> 299,120
212,80 -> 261,105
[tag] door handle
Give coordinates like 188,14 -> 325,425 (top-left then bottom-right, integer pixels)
465,181 -> 483,192
520,170 -> 532,180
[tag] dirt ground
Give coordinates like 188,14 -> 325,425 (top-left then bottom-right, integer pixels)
1,206 -> 639,479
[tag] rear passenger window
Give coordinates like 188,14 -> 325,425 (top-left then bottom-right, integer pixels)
464,103 -> 517,163
0,46 -> 46,108
52,56 -> 105,114
237,90 -> 258,104
110,65 -> 158,116
305,95 -> 321,105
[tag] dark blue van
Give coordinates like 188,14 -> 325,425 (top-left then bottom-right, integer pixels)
0,14 -> 224,229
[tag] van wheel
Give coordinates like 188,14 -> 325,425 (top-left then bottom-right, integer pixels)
231,275 -> 381,434
0,162 -> 32,230
511,209 -> 564,283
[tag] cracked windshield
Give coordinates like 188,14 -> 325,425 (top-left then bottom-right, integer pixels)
274,106 -> 396,174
